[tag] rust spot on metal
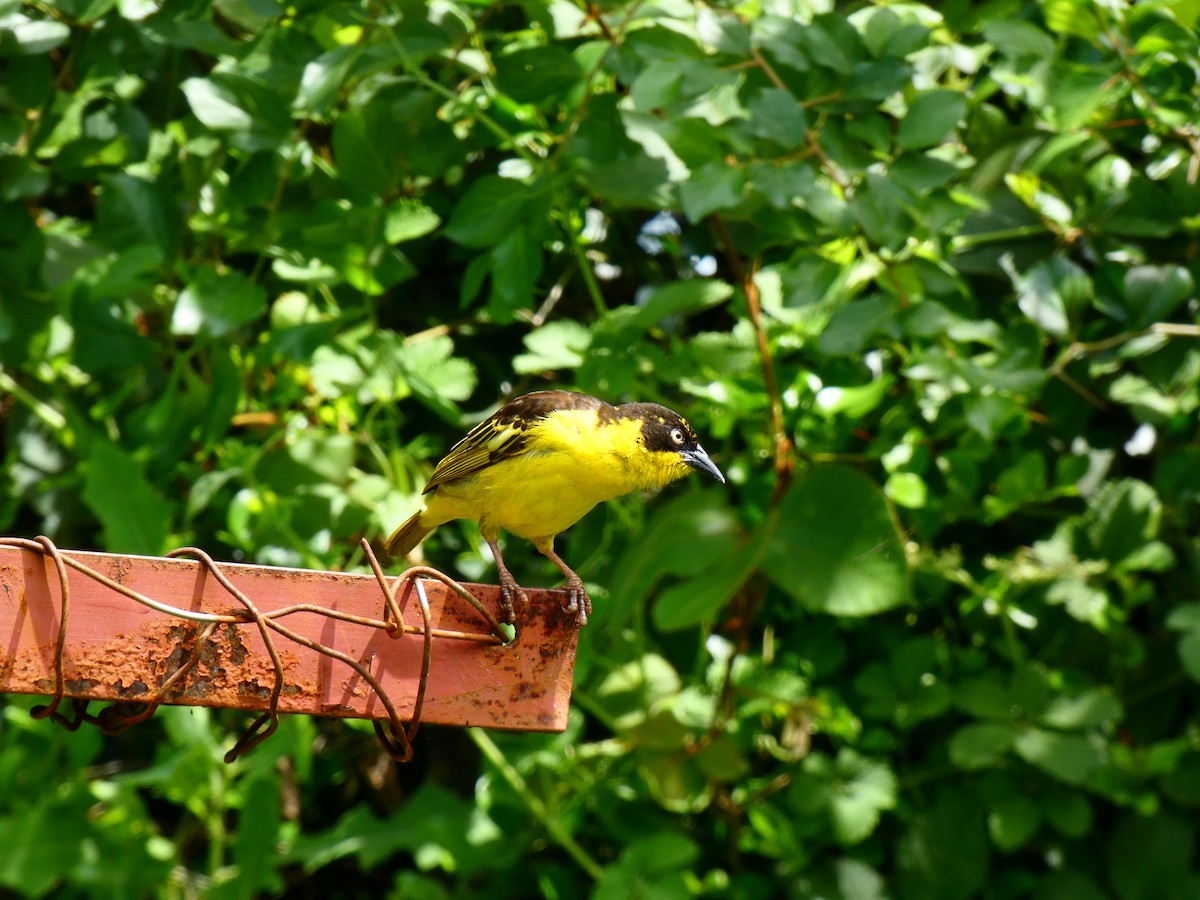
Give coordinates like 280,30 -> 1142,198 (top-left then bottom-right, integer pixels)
116,680 -> 149,697
238,680 -> 271,699
184,679 -> 213,698
224,623 -> 248,665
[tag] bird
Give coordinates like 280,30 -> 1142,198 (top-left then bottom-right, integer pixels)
385,390 -> 725,627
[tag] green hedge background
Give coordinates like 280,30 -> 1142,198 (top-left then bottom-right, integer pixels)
3,0 -> 1200,896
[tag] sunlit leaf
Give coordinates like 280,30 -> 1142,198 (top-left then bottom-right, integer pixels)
81,440 -> 172,554
764,466 -> 909,616
898,90 -> 969,150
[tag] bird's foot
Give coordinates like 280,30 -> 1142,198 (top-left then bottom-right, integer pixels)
497,570 -> 528,625
562,576 -> 591,628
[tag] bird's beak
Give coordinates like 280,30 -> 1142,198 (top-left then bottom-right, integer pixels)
683,445 -> 725,483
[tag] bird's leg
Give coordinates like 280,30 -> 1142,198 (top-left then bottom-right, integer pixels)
486,537 -> 526,624
534,537 -> 590,627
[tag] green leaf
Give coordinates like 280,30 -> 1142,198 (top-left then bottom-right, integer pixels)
513,320 -> 591,374
988,794 -> 1040,852
82,440 -> 172,555
818,296 -> 897,356
696,6 -> 751,55
1050,67 -> 1116,129
652,527 -> 764,631
621,111 -> 691,183
181,76 -> 255,131
1004,255 -> 1092,336
885,471 -> 928,509
850,171 -> 912,249
1083,478 -> 1161,564
1041,790 -> 1092,837
747,88 -> 808,147
1161,753 -> 1200,806
815,378 -> 891,419
1040,0 -> 1102,40
763,466 -> 909,616
628,59 -> 684,112
984,451 -> 1048,519
0,15 -> 71,54
444,176 -> 532,248
678,161 -> 746,221
1178,633 -> 1200,682
898,791 -> 991,900
0,787 -> 92,895
800,14 -> 863,74
494,46 -> 581,104
693,735 -> 750,784
1166,603 -> 1200,633
609,491 -> 741,625
213,775 -> 283,898
955,675 -> 1016,720
965,393 -> 1023,442
637,753 -> 712,814
684,77 -> 748,126
593,654 -> 682,730
1040,689 -> 1122,730
983,20 -> 1055,59
0,156 -> 50,201
1123,264 -> 1193,329
949,723 -> 1018,769
196,342 -> 241,448
631,278 -> 734,328
94,173 -> 178,258
1046,579 -> 1110,629
593,832 -> 700,900
171,269 -> 267,339
331,101 -> 403,197
394,335 -> 477,405
294,45 -> 358,116
385,199 -> 441,244
1013,728 -> 1101,785
258,431 -> 355,489
1107,811 -> 1200,900
898,90 -> 968,150
284,784 -> 499,874
488,225 -> 543,314
790,750 -> 898,845
1005,172 -> 1075,231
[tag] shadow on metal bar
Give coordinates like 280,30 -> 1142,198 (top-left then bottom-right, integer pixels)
0,535 -> 511,764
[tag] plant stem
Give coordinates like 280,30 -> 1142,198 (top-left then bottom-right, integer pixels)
0,369 -> 72,444
468,728 -> 605,880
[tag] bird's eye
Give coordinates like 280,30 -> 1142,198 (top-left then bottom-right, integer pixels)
670,428 -> 685,444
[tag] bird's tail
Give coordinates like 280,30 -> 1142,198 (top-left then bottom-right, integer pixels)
385,512 -> 433,559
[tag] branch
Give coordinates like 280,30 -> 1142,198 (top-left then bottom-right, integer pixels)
710,215 -> 794,504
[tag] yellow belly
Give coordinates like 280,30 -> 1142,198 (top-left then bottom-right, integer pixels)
419,449 -> 632,540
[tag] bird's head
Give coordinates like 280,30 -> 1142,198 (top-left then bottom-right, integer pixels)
618,403 -> 725,488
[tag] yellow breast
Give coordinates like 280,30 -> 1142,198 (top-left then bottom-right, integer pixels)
418,408 -> 689,540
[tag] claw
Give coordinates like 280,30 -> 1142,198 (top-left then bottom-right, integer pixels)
562,576 -> 591,628
497,570 -> 528,625
488,537 -> 528,625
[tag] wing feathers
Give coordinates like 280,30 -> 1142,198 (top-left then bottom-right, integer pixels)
421,390 -> 610,492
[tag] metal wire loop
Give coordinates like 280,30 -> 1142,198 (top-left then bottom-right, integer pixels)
1,535 -> 509,763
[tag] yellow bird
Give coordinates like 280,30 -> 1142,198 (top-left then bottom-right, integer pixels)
385,390 -> 725,626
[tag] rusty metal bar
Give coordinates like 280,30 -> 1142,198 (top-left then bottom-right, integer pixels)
0,537 -> 579,761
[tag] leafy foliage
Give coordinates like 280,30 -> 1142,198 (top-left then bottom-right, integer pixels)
3,0 -> 1200,896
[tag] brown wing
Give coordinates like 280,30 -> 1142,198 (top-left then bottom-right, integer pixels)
422,391 -> 608,492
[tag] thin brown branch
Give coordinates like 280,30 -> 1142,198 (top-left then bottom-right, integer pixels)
710,215 -> 794,504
